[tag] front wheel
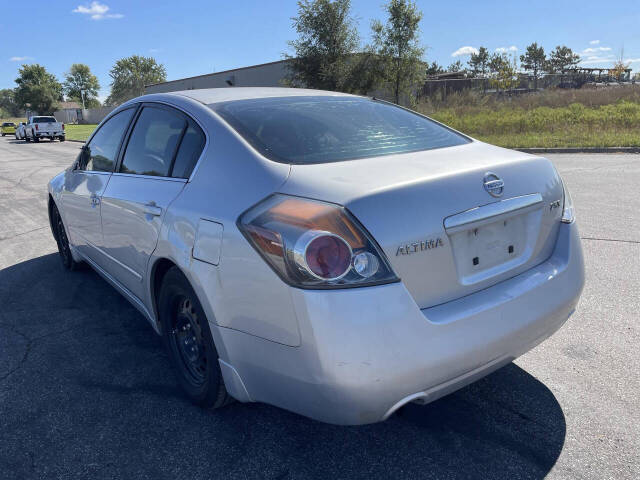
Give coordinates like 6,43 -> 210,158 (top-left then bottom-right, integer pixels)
159,267 -> 233,409
59,136 -> 66,142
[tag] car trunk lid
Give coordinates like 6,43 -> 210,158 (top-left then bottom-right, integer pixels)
279,141 -> 564,308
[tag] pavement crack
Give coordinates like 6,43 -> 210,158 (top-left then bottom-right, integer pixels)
0,226 -> 48,242
581,236 -> 640,245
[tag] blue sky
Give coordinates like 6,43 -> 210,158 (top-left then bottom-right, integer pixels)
2,0 -> 639,101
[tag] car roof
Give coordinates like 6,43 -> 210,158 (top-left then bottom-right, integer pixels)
161,87 -> 358,105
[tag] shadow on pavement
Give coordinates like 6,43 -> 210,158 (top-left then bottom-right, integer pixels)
0,253 -> 566,480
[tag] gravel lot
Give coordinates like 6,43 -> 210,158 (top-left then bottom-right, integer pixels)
0,137 -> 638,479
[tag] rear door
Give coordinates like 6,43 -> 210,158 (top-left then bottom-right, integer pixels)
99,103 -> 205,300
61,107 -> 136,261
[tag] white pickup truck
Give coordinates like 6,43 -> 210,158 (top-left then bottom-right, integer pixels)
24,116 -> 65,142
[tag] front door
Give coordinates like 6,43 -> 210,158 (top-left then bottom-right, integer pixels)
62,107 -> 136,261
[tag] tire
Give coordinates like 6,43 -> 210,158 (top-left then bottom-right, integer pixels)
25,136 -> 30,142
59,136 -> 65,142
159,267 -> 233,409
1,133 -> 5,137
33,136 -> 39,143
51,204 -> 81,271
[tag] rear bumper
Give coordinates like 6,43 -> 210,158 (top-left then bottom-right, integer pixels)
35,131 -> 64,136
218,221 -> 584,425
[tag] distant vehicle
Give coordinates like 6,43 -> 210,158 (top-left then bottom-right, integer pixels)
14,122 -> 26,140
47,88 -> 585,425
1,121 -> 16,136
24,116 -> 65,142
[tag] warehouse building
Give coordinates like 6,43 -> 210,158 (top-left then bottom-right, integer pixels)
145,60 -> 290,94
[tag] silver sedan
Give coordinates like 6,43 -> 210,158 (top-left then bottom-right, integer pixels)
47,88 -> 585,425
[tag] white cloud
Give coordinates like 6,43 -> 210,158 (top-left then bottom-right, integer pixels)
581,54 -> 615,65
149,48 -> 161,54
9,56 -> 32,62
582,47 -> 612,54
495,46 -> 518,53
451,46 -> 478,57
589,40 -> 600,45
73,2 -> 123,20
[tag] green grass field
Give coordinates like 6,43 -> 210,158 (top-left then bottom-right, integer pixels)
420,86 -> 640,148
64,124 -> 97,142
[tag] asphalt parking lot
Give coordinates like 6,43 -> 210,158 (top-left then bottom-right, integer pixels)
0,136 -> 638,480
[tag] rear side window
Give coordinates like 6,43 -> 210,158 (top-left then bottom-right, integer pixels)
212,96 -> 469,164
171,123 -> 205,178
78,108 -> 134,172
120,106 -> 186,177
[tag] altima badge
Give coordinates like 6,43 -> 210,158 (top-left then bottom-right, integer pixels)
396,238 -> 444,256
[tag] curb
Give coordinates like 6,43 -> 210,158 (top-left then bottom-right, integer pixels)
66,139 -> 85,143
516,147 -> 640,154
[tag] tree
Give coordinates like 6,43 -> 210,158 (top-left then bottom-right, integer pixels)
489,53 -> 518,92
371,0 -> 425,105
425,61 -> 444,76
610,48 -> 630,81
286,0 -> 360,92
14,64 -> 62,115
63,63 -> 101,109
0,88 -> 21,117
548,45 -> 580,73
520,42 -> 546,90
447,60 -> 463,73
468,46 -> 489,77
106,55 -> 166,105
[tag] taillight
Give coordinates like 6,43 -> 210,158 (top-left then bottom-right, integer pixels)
35,124 -> 39,131
238,194 -> 398,289
62,123 -> 65,130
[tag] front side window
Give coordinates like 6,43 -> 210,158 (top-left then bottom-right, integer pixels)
212,96 -> 470,164
78,108 -> 135,172
120,106 -> 186,177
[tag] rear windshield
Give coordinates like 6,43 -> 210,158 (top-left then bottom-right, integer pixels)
211,96 -> 469,164
33,117 -> 57,123
2,122 -> 15,127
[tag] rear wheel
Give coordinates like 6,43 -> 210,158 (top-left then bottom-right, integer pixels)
59,136 -> 66,142
159,267 -> 233,409
25,135 -> 30,142
52,204 -> 81,271
33,136 -> 39,143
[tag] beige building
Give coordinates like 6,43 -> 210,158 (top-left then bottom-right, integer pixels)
145,60 -> 290,94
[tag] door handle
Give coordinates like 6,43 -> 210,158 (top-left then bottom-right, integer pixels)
143,202 -> 162,217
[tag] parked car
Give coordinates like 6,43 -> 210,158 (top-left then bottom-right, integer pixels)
47,88 -> 585,425
24,115 -> 65,142
14,122 -> 26,140
1,121 -> 16,136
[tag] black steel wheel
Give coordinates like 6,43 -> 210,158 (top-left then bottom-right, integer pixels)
159,267 -> 233,408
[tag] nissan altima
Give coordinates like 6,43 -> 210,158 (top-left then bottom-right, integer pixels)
47,88 -> 585,425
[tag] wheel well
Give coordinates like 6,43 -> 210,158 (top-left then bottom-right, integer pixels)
151,258 -> 178,331
48,194 -> 58,241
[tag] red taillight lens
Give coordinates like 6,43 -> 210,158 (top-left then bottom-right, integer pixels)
62,123 -> 65,130
304,233 -> 352,280
35,124 -> 39,131
238,194 -> 398,289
